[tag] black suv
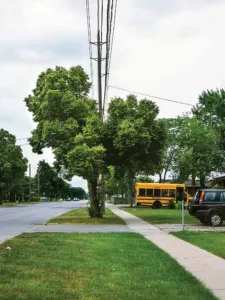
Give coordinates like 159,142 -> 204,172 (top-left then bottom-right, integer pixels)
188,189 -> 225,226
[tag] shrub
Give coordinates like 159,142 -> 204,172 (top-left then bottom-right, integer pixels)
168,200 -> 175,209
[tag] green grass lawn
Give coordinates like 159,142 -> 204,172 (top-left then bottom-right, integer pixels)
0,232 -> 216,300
0,202 -> 37,207
48,207 -> 126,225
121,207 -> 198,224
172,231 -> 225,259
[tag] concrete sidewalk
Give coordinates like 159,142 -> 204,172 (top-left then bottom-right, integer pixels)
109,204 -> 225,300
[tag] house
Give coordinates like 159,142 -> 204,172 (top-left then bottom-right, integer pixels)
183,180 -> 210,196
211,175 -> 225,188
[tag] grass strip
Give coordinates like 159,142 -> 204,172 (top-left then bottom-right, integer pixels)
48,207 -> 126,225
172,231 -> 225,259
0,232 -> 216,300
121,207 -> 198,224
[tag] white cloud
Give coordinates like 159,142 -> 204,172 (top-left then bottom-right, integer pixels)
108,0 -> 225,117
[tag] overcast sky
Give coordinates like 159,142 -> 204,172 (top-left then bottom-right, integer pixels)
1,0 -> 225,190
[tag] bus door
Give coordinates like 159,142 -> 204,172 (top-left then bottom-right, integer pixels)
176,187 -> 184,201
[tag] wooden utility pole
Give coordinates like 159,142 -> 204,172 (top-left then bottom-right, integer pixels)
37,171 -> 40,200
29,163 -> 31,202
96,28 -> 105,215
97,29 -> 103,118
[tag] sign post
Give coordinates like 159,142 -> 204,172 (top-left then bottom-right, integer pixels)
182,199 -> 185,230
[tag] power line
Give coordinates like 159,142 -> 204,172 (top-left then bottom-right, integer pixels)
103,0 -> 111,115
17,137 -> 29,141
85,0 -> 94,98
18,143 -> 30,147
108,85 -> 194,107
100,0 -> 104,52
103,0 -> 118,116
108,0 -> 117,79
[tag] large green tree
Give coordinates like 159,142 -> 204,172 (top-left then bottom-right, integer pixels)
156,117 -> 184,182
192,89 -> 225,149
0,129 -> 28,204
104,95 -> 166,206
24,66 -> 105,217
171,117 -> 223,186
36,160 -> 66,200
69,187 -> 87,200
67,114 -> 106,217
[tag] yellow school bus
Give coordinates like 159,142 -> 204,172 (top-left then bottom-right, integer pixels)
136,183 -> 192,208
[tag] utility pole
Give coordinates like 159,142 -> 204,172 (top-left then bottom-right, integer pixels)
29,163 -> 31,202
97,29 -> 103,118
95,26 -> 105,215
37,171 -> 40,201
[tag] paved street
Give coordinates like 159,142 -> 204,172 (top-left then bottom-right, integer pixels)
0,201 -> 86,243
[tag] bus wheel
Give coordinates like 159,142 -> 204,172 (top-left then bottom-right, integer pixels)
152,201 -> 161,209
136,202 -> 140,207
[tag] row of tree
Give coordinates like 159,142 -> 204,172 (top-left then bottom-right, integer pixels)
36,160 -> 88,200
157,89 -> 225,187
0,129 -> 87,204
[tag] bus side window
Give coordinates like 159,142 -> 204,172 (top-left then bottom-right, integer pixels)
147,189 -> 153,196
139,189 -> 146,196
169,190 -> 175,197
154,189 -> 160,197
162,189 -> 169,197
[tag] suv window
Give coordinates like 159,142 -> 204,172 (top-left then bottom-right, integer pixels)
220,192 -> 225,202
194,190 -> 201,203
204,192 -> 217,202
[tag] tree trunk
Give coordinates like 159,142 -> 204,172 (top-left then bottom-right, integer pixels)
128,174 -> 134,207
191,173 -> 196,186
0,190 -> 3,205
88,178 -> 102,218
163,170 -> 168,183
159,173 -> 162,183
200,173 -> 205,188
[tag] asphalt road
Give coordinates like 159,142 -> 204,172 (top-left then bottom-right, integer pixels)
0,200 -> 86,243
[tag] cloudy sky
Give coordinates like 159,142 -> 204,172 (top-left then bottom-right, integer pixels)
1,0 -> 225,190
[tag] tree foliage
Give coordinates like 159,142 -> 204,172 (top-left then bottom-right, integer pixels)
192,89 -> 225,149
104,95 -> 167,205
36,160 -> 87,200
24,66 -> 105,217
0,129 -> 28,204
171,117 -> 222,186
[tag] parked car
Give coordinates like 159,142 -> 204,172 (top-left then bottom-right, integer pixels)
188,189 -> 225,226
73,198 -> 79,201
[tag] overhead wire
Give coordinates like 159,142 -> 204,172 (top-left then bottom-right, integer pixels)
103,0 -> 111,114
108,85 -> 194,107
85,0 -> 94,98
100,0 -> 104,53
103,0 -> 118,116
17,143 -> 30,147
16,137 -> 29,141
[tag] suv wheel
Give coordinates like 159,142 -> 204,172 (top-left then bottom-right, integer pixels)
209,212 -> 223,226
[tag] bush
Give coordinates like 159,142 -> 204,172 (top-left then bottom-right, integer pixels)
31,197 -> 40,202
168,200 -> 175,209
